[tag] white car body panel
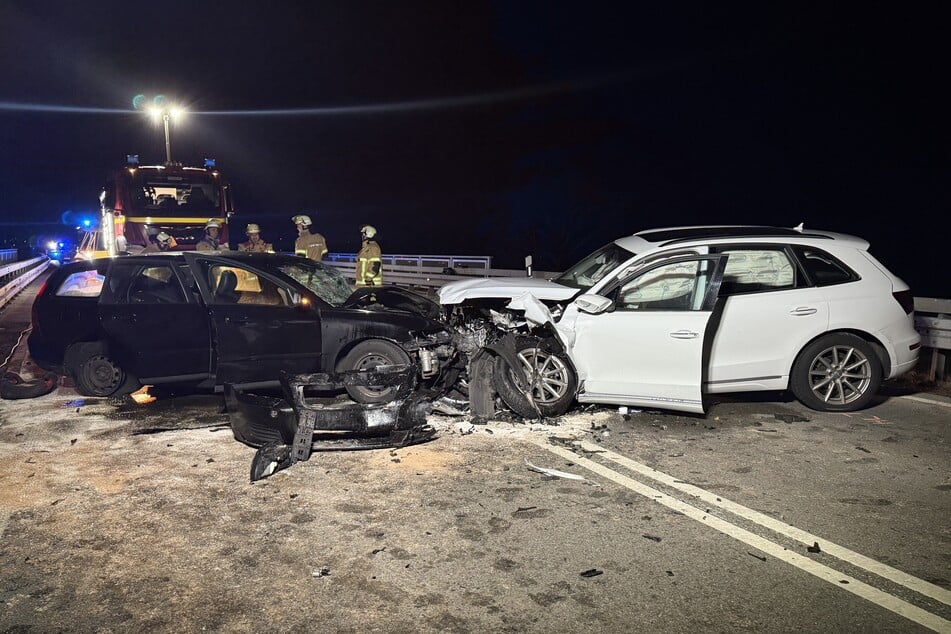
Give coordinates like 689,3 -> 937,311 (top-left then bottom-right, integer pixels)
705,287 -> 829,392
438,276 -> 577,305
568,305 -> 709,413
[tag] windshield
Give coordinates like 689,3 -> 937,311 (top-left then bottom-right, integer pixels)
554,242 -> 636,291
278,261 -> 353,307
129,170 -> 220,214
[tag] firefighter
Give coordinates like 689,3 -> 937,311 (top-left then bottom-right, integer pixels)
237,223 -> 273,253
143,231 -> 175,253
196,218 -> 225,251
292,214 -> 328,261
355,224 -> 383,287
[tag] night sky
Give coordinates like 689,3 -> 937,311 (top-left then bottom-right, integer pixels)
1,2 -> 948,296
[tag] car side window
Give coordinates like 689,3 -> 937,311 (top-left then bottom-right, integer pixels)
614,259 -> 716,311
55,270 -> 105,297
793,246 -> 858,286
209,265 -> 291,306
128,265 -> 186,304
718,248 -> 796,295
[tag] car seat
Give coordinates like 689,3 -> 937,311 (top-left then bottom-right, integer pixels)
214,270 -> 240,303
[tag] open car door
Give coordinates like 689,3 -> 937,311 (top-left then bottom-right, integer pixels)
566,254 -> 726,413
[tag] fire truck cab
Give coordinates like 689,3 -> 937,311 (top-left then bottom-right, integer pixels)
98,155 -> 234,254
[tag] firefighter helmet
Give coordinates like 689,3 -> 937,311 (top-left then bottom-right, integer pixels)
205,218 -> 222,230
292,214 -> 312,227
156,231 -> 172,246
245,223 -> 260,235
361,224 -> 377,239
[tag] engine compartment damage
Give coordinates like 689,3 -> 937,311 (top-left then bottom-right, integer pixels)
225,365 -> 438,481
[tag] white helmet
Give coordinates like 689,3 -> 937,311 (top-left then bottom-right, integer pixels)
245,223 -> 261,235
156,231 -> 172,246
292,214 -> 312,227
205,218 -> 222,230
361,224 -> 377,239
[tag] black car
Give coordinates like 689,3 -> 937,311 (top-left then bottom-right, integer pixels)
28,252 -> 455,399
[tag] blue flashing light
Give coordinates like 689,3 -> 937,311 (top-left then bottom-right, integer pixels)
58,242 -> 65,248
82,219 -> 92,228
127,154 -> 139,165
203,158 -> 216,168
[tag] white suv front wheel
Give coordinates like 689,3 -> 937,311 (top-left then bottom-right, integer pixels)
791,333 -> 882,412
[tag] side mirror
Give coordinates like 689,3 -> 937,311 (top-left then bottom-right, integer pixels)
575,293 -> 613,315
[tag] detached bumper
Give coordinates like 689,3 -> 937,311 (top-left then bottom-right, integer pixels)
224,366 -> 437,480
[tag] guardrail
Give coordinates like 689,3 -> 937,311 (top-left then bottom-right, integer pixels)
325,252 -> 494,271
322,260 -> 558,293
914,297 -> 951,382
0,256 -> 51,310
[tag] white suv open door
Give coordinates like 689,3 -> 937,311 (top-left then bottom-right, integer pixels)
565,254 -> 726,414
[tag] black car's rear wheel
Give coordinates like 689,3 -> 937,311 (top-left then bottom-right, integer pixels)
72,346 -> 138,397
338,340 -> 412,404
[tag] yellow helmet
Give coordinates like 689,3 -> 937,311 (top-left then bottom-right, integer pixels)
205,218 -> 222,230
361,224 -> 377,239
292,214 -> 312,227
245,223 -> 261,235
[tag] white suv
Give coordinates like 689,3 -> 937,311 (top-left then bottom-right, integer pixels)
439,225 -> 921,415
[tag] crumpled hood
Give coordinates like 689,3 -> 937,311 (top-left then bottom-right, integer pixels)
438,276 -> 577,305
344,286 -> 443,321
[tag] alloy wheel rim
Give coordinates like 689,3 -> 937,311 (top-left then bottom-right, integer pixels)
807,345 -> 872,405
514,348 -> 570,404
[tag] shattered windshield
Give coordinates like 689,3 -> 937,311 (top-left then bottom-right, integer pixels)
278,261 -> 353,307
554,243 -> 635,291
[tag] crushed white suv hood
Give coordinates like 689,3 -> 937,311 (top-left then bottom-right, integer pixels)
438,276 -> 578,305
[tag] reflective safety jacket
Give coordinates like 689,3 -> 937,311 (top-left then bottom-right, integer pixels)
295,231 -> 328,261
195,236 -> 222,251
356,240 -> 383,287
238,239 -> 273,253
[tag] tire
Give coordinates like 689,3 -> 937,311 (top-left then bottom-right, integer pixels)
338,340 -> 412,404
72,347 -> 137,397
790,333 -> 882,412
492,337 -> 577,418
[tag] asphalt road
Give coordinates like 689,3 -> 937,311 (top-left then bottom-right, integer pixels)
1,271 -> 950,632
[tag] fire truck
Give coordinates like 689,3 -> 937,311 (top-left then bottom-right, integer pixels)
90,155 -> 235,256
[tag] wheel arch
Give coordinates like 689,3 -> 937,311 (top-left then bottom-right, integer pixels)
333,336 -> 408,370
790,328 -> 891,382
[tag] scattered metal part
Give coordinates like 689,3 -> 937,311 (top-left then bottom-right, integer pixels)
642,534 -> 662,543
525,459 -> 594,484
775,412 -> 810,423
748,552 -> 767,562
579,569 -> 603,578
515,506 -> 538,513
311,567 -> 331,578
808,541 -> 822,553
228,367 -> 438,482
856,446 -> 871,453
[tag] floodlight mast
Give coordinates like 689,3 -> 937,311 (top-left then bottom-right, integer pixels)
148,105 -> 184,163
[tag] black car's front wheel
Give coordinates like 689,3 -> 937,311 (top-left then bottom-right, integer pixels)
790,333 -> 882,411
72,346 -> 138,397
338,340 -> 412,404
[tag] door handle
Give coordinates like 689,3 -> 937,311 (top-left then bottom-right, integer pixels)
789,306 -> 818,316
669,330 -> 699,339
225,316 -> 249,324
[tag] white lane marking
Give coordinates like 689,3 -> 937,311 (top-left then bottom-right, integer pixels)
575,439 -> 951,607
534,439 -> 951,634
898,395 -> 951,409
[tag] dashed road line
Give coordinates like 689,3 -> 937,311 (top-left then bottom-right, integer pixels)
533,438 -> 951,634
898,394 -> 951,409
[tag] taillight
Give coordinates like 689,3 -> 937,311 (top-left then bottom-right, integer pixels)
892,289 -> 914,315
31,281 -> 48,330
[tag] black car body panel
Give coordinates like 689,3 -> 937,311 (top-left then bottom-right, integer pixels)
28,252 -> 454,395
